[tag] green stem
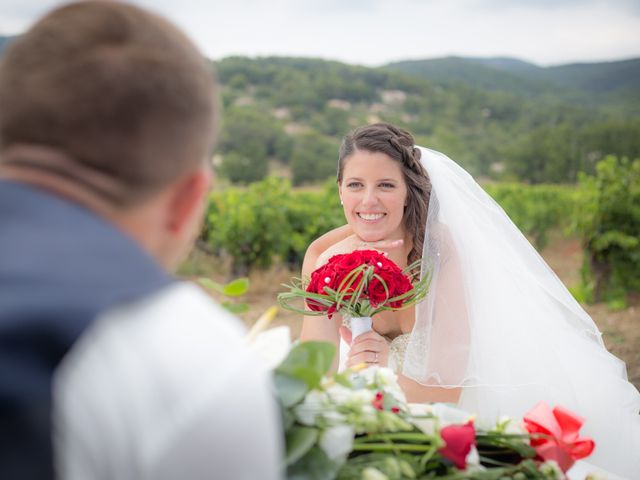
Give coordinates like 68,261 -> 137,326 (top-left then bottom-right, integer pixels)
351,443 -> 436,453
354,432 -> 433,443
419,444 -> 439,470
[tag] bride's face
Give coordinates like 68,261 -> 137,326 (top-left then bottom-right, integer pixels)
339,150 -> 408,243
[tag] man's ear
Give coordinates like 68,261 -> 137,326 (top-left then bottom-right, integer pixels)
166,166 -> 211,235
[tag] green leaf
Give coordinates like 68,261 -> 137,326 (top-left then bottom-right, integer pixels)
276,342 -> 336,391
221,301 -> 249,314
285,426 -> 319,466
198,277 -> 224,293
274,372 -> 308,407
222,277 -> 250,296
288,446 -> 338,480
280,404 -> 295,431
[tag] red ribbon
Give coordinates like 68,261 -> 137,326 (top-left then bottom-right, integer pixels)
523,402 -> 595,472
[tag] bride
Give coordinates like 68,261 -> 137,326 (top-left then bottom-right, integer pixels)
300,122 -> 640,477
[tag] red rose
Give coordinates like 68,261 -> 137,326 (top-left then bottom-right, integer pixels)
302,249 -> 418,317
367,277 -> 389,307
439,421 -> 476,470
332,252 -> 362,272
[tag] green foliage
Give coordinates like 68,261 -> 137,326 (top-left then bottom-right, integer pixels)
211,55 -> 640,184
203,178 -> 584,273
197,277 -> 250,314
219,151 -> 268,184
205,177 -> 345,273
206,177 -> 293,274
484,183 -> 579,249
291,132 -> 340,185
217,106 -> 292,183
284,180 -> 344,266
274,342 -> 338,479
577,155 -> 640,302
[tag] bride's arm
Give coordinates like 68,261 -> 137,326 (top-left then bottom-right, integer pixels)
299,226 -> 351,372
397,376 -> 461,403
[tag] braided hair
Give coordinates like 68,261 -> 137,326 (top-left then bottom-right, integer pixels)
337,123 -> 431,266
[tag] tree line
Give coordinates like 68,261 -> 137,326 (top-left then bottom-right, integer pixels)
212,56 -> 640,186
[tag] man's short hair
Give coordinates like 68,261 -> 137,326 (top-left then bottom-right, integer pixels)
0,1 -> 218,205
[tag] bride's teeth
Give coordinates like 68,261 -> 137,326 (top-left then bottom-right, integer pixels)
359,213 -> 384,221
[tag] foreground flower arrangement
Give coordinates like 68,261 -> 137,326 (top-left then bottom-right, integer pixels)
274,342 -> 594,480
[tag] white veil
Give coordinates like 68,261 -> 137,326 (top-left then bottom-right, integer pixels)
402,147 -> 640,477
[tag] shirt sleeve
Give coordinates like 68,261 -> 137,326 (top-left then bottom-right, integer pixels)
53,282 -> 283,480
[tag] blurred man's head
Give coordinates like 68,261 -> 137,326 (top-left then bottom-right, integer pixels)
0,0 -> 219,269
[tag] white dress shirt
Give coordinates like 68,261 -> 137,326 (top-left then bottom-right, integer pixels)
53,282 -> 282,480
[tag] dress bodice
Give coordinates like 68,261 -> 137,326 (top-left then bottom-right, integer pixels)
387,333 -> 410,373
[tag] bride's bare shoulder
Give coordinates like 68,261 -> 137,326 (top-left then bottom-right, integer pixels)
302,224 -> 352,277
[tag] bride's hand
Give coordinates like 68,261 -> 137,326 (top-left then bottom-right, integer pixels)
315,235 -> 405,269
341,327 -> 389,368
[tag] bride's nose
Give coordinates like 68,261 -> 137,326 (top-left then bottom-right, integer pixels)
360,187 -> 379,207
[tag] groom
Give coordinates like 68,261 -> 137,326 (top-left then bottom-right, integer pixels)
0,2 -> 281,479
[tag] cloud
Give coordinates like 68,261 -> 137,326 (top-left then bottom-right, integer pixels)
0,0 -> 638,65
470,0 -> 640,15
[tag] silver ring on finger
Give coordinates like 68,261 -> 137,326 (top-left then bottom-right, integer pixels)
374,351 -> 379,363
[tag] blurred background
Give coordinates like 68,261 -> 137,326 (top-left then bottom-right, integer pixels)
2,0 -> 638,387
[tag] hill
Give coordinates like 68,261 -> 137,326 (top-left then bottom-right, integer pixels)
214,55 -> 639,184
385,56 -> 640,110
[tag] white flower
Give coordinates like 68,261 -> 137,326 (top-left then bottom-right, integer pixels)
336,388 -> 375,408
293,390 -> 327,426
407,403 -> 434,416
374,367 -> 398,386
585,473 -> 609,480
319,425 -> 354,464
362,467 -> 389,480
539,460 -> 564,480
407,403 -> 437,435
325,384 -> 357,405
466,445 -> 481,467
409,416 -> 438,436
496,415 -> 529,438
431,403 -> 474,427
322,410 -> 347,425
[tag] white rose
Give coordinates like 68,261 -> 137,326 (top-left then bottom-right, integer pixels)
498,415 -> 529,436
345,389 -> 375,407
293,390 -> 327,426
408,403 -> 434,416
362,467 -> 389,480
374,367 -> 399,386
431,403 -> 474,427
319,425 -> 354,464
325,384 -> 355,405
409,416 -> 438,436
322,410 -> 347,425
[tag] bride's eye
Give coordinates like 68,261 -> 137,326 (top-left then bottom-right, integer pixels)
346,181 -> 363,188
379,182 -> 395,188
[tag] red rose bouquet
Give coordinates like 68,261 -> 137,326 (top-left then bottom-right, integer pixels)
278,250 -> 429,320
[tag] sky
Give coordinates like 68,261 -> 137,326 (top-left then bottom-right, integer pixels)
1,0 -> 639,67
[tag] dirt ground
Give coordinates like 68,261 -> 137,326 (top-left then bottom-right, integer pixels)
186,232 -> 640,390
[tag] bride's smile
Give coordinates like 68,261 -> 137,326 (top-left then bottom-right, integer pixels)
339,149 -> 408,243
